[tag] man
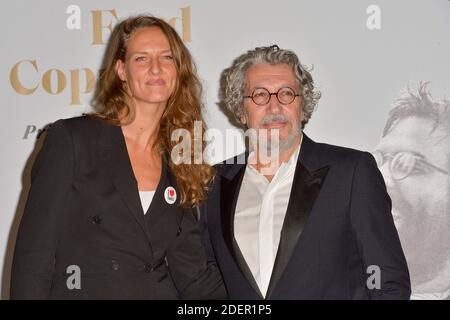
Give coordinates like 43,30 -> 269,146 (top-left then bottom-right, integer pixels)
201,45 -> 411,299
374,85 -> 450,299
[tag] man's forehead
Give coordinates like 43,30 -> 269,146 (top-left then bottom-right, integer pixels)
246,64 -> 295,79
245,63 -> 299,89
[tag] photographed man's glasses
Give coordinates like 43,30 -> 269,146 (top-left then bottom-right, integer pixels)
373,150 -> 449,180
244,87 -> 300,106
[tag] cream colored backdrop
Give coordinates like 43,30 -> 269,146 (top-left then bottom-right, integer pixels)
1,0 -> 449,299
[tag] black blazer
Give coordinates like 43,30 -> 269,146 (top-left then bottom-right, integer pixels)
201,134 -> 411,299
11,116 -> 226,300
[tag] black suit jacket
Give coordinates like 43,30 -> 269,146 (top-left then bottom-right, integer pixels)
11,116 -> 225,300
201,134 -> 411,299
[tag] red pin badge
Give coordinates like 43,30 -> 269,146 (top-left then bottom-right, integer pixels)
164,186 -> 177,204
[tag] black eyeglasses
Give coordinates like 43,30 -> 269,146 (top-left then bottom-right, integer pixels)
373,150 -> 449,180
244,87 -> 300,106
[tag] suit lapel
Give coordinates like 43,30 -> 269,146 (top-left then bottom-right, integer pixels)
265,134 -> 329,298
220,160 -> 264,298
145,156 -> 178,228
97,122 -> 154,254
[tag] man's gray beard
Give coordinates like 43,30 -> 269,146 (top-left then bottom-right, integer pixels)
257,123 -> 302,157
258,131 -> 297,155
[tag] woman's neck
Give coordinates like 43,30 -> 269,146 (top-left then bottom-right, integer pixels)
121,101 -> 166,151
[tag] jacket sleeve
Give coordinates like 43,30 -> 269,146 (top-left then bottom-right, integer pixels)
349,152 -> 411,299
166,207 -> 227,300
11,120 -> 74,299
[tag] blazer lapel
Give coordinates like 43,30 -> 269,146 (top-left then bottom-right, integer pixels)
145,156 -> 177,228
265,134 -> 329,298
220,156 -> 264,298
97,123 -> 154,254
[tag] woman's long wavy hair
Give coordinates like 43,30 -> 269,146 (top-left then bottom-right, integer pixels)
91,15 -> 215,208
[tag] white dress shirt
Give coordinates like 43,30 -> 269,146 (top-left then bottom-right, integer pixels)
234,140 -> 302,297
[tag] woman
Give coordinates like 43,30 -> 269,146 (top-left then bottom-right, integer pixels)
11,15 -> 226,299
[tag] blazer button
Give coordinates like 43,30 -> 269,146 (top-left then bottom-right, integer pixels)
92,215 -> 102,224
144,264 -> 153,273
111,260 -> 119,271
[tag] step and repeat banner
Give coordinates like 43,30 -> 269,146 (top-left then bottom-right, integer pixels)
1,0 -> 449,299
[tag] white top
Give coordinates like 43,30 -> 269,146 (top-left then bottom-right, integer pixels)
234,140 -> 302,297
139,190 -> 156,214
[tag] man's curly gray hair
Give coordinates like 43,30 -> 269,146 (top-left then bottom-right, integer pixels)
222,45 -> 321,129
